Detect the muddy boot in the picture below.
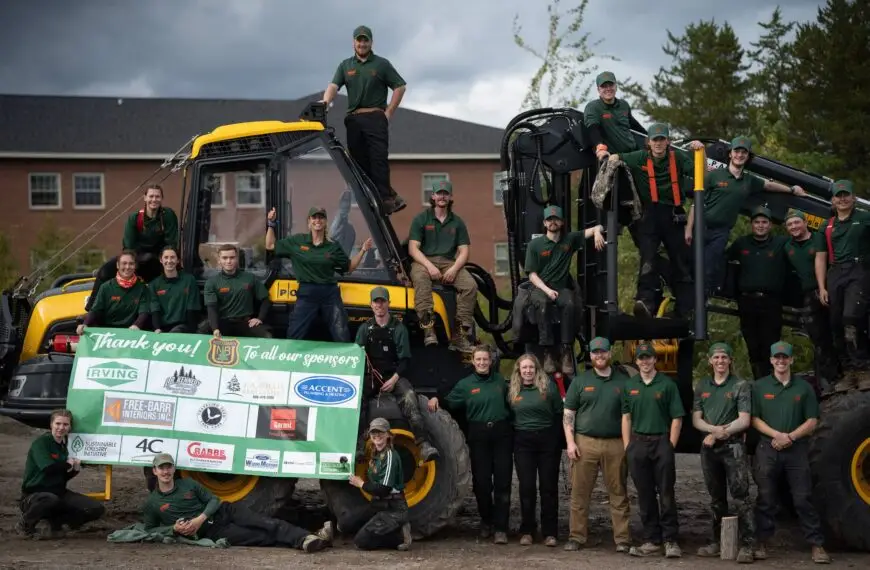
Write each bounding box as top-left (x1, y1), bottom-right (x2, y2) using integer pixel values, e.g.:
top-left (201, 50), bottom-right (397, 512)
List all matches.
top-left (753, 542), bottom-right (768, 560)
top-left (423, 328), bottom-right (438, 346)
top-left (834, 372), bottom-right (857, 393)
top-left (519, 534), bottom-right (533, 546)
top-left (629, 542), bottom-right (662, 557)
top-left (419, 440), bottom-right (439, 462)
top-left (397, 523), bottom-right (412, 551)
top-left (302, 534), bottom-right (327, 553)
top-left (14, 515), bottom-right (36, 539)
top-left (543, 350), bottom-right (557, 374)
top-left (449, 327), bottom-right (474, 353)
top-left (664, 541), bottom-right (682, 558)
top-left (316, 521), bottom-right (334, 546)
top-left (737, 546), bottom-right (754, 564)
top-left (633, 300), bottom-right (652, 318)
top-left (479, 523), bottom-right (492, 539)
top-left (697, 542), bottom-right (720, 557)
top-left (560, 344), bottom-right (575, 376)
top-left (811, 545), bottom-right (831, 564)
top-left (493, 531), bottom-right (508, 545)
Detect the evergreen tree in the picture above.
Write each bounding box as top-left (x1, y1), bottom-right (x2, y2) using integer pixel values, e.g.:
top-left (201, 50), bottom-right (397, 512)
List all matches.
top-left (746, 7), bottom-right (796, 131)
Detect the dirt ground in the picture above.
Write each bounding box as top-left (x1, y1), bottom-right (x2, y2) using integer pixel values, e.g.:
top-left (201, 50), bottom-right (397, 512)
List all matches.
top-left (0, 417), bottom-right (867, 569)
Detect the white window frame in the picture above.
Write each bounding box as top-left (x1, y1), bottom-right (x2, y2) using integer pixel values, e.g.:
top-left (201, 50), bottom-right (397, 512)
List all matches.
top-left (28, 173), bottom-right (62, 210)
top-left (235, 172), bottom-right (265, 209)
top-left (210, 174), bottom-right (226, 209)
top-left (72, 173), bottom-right (105, 210)
top-left (493, 171), bottom-right (507, 206)
top-left (494, 242), bottom-right (510, 276)
top-left (421, 172), bottom-right (450, 206)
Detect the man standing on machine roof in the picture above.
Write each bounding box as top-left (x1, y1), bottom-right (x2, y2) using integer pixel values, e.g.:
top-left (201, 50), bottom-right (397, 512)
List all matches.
top-left (408, 180), bottom-right (477, 353)
top-left (322, 25), bottom-right (407, 216)
top-left (815, 179), bottom-right (870, 392)
top-left (523, 205), bottom-right (605, 375)
top-left (609, 124), bottom-right (705, 320)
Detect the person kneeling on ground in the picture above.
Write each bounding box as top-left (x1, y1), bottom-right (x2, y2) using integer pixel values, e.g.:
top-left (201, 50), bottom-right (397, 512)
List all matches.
top-left (340, 418), bottom-right (413, 551)
top-left (17, 409), bottom-right (105, 539)
top-left (77, 250), bottom-right (151, 335)
top-left (149, 246), bottom-right (202, 333)
top-left (355, 286), bottom-right (439, 461)
top-left (144, 453), bottom-right (329, 552)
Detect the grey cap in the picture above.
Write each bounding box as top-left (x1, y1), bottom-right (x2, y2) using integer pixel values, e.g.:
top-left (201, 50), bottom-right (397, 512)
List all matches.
top-left (152, 452), bottom-right (175, 467)
top-left (368, 417), bottom-right (391, 434)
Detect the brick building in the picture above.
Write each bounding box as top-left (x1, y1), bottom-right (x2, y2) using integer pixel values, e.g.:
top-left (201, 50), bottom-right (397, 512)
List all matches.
top-left (0, 93), bottom-right (511, 283)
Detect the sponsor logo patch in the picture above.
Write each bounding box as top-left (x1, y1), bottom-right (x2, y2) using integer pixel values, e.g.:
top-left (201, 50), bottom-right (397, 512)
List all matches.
top-left (294, 376), bottom-right (356, 405)
top-left (86, 361), bottom-right (139, 387)
top-left (102, 394), bottom-right (176, 428)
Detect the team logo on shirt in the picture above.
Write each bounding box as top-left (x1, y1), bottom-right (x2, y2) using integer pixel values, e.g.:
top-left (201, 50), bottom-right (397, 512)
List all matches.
top-left (701, 392), bottom-right (711, 399)
top-left (471, 388), bottom-right (481, 394)
top-left (541, 250), bottom-right (551, 257)
top-left (629, 389), bottom-right (640, 396)
top-left (160, 503), bottom-right (170, 512)
top-left (156, 289), bottom-right (167, 295)
top-left (218, 287), bottom-right (230, 293)
top-left (725, 392), bottom-right (734, 399)
top-left (764, 393), bottom-right (775, 400)
top-left (584, 386), bottom-right (596, 392)
top-left (207, 338), bottom-right (240, 367)
top-left (655, 392), bottom-right (663, 399)
top-left (794, 395), bottom-right (802, 402)
top-left (602, 113), bottom-right (612, 119)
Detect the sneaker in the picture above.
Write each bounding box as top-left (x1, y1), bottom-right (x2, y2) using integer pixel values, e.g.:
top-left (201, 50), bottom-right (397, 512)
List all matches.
top-left (315, 521), bottom-right (333, 546)
top-left (737, 546), bottom-right (754, 564)
top-left (811, 546), bottom-right (831, 564)
top-left (633, 300), bottom-right (652, 318)
top-left (564, 539), bottom-right (583, 551)
top-left (419, 441), bottom-right (439, 462)
top-left (396, 522), bottom-right (412, 551)
top-left (302, 535), bottom-right (327, 553)
top-left (543, 352), bottom-right (557, 374)
top-left (629, 542), bottom-right (662, 557)
top-left (479, 524), bottom-right (492, 540)
top-left (753, 542), bottom-right (768, 560)
top-left (520, 534), bottom-right (533, 546)
top-left (494, 531), bottom-right (508, 545)
top-left (560, 345), bottom-right (575, 376)
top-left (615, 543), bottom-right (631, 554)
top-left (664, 542), bottom-right (682, 558)
top-left (544, 536), bottom-right (557, 547)
top-left (697, 542), bottom-right (720, 557)
top-left (423, 328), bottom-right (438, 347)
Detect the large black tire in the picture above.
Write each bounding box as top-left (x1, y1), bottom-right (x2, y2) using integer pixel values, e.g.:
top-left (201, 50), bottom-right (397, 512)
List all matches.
top-left (809, 390), bottom-right (870, 551)
top-left (321, 394), bottom-right (471, 539)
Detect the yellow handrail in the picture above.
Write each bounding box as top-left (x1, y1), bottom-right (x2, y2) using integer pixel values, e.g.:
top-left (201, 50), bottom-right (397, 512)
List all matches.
top-left (61, 277), bottom-right (96, 292)
top-left (83, 465), bottom-right (113, 501)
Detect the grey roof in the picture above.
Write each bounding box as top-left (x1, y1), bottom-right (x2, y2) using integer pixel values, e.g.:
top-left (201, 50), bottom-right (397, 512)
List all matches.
top-left (0, 93), bottom-right (503, 157)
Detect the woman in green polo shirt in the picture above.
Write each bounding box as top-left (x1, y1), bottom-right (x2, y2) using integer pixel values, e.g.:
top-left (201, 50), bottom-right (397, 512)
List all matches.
top-left (77, 250), bottom-right (151, 335)
top-left (508, 353), bottom-right (563, 547)
top-left (149, 246), bottom-right (202, 333)
top-left (428, 344), bottom-right (513, 544)
top-left (265, 206), bottom-right (372, 342)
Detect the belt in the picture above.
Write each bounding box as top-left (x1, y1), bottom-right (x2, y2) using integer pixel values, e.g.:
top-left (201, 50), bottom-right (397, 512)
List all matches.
top-left (471, 420), bottom-right (507, 429)
top-left (350, 107), bottom-right (384, 115)
top-left (631, 433), bottom-right (665, 441)
top-left (831, 257), bottom-right (866, 266)
top-left (740, 291), bottom-right (775, 298)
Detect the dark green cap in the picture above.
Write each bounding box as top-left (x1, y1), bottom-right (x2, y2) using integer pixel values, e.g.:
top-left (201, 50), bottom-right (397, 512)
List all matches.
top-left (635, 342), bottom-right (656, 358)
top-left (353, 25), bottom-right (372, 40)
top-left (708, 342), bottom-right (733, 357)
top-left (308, 206), bottom-right (327, 217)
top-left (730, 136), bottom-right (752, 152)
top-left (832, 179), bottom-right (854, 196)
top-left (770, 340), bottom-right (793, 357)
top-left (589, 337), bottom-right (611, 352)
top-left (543, 205), bottom-right (563, 220)
top-left (596, 71), bottom-right (616, 86)
top-left (370, 286), bottom-right (390, 302)
top-left (432, 180), bottom-right (453, 194)
top-left (785, 208), bottom-right (806, 222)
top-left (751, 205), bottom-right (771, 220)
top-left (648, 123), bottom-right (669, 139)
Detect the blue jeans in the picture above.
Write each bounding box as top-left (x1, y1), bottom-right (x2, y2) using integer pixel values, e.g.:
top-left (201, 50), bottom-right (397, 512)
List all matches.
top-left (705, 226), bottom-right (731, 296)
top-left (286, 283), bottom-right (350, 342)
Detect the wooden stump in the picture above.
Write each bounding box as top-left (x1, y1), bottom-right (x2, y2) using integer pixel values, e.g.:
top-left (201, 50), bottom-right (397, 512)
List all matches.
top-left (720, 516), bottom-right (739, 560)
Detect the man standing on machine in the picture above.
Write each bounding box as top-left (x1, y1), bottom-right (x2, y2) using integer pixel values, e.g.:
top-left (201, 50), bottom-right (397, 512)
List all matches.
top-left (524, 205), bottom-right (605, 375)
top-left (321, 25), bottom-right (407, 215)
top-left (816, 179), bottom-right (870, 391)
top-left (408, 180), bottom-right (477, 353)
top-left (727, 206), bottom-right (789, 379)
top-left (202, 244), bottom-right (272, 338)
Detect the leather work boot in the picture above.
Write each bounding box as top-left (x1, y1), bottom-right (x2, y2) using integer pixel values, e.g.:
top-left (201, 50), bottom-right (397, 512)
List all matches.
top-left (697, 542), bottom-right (720, 557)
top-left (736, 546), bottom-right (754, 564)
top-left (315, 521), bottom-right (334, 546)
top-left (543, 351), bottom-right (557, 374)
top-left (811, 545), bottom-right (831, 564)
top-left (423, 328), bottom-right (438, 347)
top-left (629, 542), bottom-right (662, 557)
top-left (449, 327), bottom-right (474, 353)
top-left (833, 372), bottom-right (857, 393)
top-left (633, 300), bottom-right (652, 318)
top-left (753, 542), bottom-right (768, 560)
top-left (397, 523), bottom-right (412, 551)
top-left (560, 344), bottom-right (575, 376)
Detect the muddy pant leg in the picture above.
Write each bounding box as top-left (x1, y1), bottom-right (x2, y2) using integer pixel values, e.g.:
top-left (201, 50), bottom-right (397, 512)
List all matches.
top-left (20, 492), bottom-right (61, 528)
top-left (635, 209), bottom-right (663, 310)
top-left (555, 288), bottom-right (576, 344)
top-left (529, 289), bottom-right (555, 346)
top-left (803, 292), bottom-right (838, 381)
top-left (600, 437), bottom-right (631, 545)
top-left (842, 263), bottom-right (870, 364)
top-left (491, 423), bottom-right (514, 533)
top-left (513, 430), bottom-right (539, 534)
top-left (337, 503), bottom-right (380, 536)
top-left (468, 423), bottom-right (496, 527)
top-left (700, 446), bottom-right (729, 543)
top-left (704, 226), bottom-right (731, 296)
top-left (319, 285), bottom-right (351, 342)
top-left (828, 264), bottom-right (850, 367)
top-left (538, 429), bottom-right (560, 538)
top-left (754, 440), bottom-right (782, 543)
top-left (569, 435), bottom-right (600, 543)
top-left (653, 436), bottom-right (679, 542)
top-left (56, 491), bottom-right (105, 529)
top-left (451, 266), bottom-right (479, 329)
top-left (410, 261), bottom-right (435, 320)
top-left (216, 503), bottom-right (310, 548)
top-left (391, 378), bottom-right (430, 444)
top-left (722, 442), bottom-right (754, 547)
top-left (627, 438), bottom-right (661, 543)
top-left (353, 500), bottom-right (408, 551)
top-left (782, 442), bottom-right (825, 546)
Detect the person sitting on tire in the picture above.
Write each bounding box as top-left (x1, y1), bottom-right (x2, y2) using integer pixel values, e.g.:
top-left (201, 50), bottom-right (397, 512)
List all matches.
top-left (508, 353), bottom-right (563, 547)
top-left (85, 184), bottom-right (178, 312)
top-left (342, 418), bottom-right (413, 551)
top-left (144, 453), bottom-right (330, 552)
top-left (428, 344), bottom-right (512, 544)
top-left (76, 250), bottom-right (151, 335)
top-left (355, 286), bottom-right (439, 462)
top-left (524, 205), bottom-right (605, 375)
top-left (17, 409), bottom-right (105, 539)
top-left (202, 244), bottom-right (272, 338)
top-left (149, 246), bottom-right (202, 333)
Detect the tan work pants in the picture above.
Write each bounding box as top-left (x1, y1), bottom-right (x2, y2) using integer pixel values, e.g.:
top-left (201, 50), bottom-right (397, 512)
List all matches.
top-left (569, 434), bottom-right (631, 545)
top-left (410, 256), bottom-right (478, 328)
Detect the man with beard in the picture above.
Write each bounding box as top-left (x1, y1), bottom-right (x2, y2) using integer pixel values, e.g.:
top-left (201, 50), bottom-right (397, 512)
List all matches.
top-left (77, 250), bottom-right (151, 335)
top-left (149, 246), bottom-right (202, 333)
top-left (202, 244), bottom-right (272, 338)
top-left (322, 25), bottom-right (407, 215)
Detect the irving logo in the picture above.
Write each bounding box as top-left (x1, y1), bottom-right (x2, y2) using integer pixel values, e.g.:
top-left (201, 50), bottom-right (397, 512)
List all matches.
top-left (207, 338), bottom-right (239, 367)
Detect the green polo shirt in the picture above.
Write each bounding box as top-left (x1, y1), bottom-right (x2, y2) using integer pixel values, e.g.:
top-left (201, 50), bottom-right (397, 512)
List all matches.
top-left (509, 383), bottom-right (563, 431)
top-left (122, 207), bottom-right (179, 254)
top-left (443, 372), bottom-right (510, 423)
top-left (622, 372), bottom-right (685, 435)
top-left (524, 231), bottom-right (585, 290)
top-left (619, 149), bottom-right (694, 207)
top-left (408, 209), bottom-right (471, 260)
top-left (274, 233), bottom-right (350, 285)
top-left (368, 448), bottom-right (405, 491)
top-left (751, 374), bottom-right (820, 437)
top-left (91, 279), bottom-right (151, 327)
top-left (203, 270), bottom-right (268, 319)
top-left (564, 367), bottom-right (629, 438)
top-left (331, 53), bottom-right (406, 113)
top-left (826, 209), bottom-right (870, 263)
top-left (727, 235), bottom-right (790, 294)
top-left (149, 272), bottom-right (202, 325)
top-left (703, 168), bottom-right (766, 229)
top-left (583, 98), bottom-right (638, 154)
top-left (692, 374), bottom-right (751, 427)
top-left (21, 433), bottom-right (69, 495)
top-left (787, 233), bottom-right (824, 293)
top-left (143, 478), bottom-right (220, 529)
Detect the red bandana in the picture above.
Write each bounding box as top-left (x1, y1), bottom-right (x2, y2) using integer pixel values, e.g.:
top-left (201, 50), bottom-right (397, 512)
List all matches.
top-left (115, 274), bottom-right (138, 289)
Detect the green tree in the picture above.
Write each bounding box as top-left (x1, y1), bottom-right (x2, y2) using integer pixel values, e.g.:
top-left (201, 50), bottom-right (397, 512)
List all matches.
top-left (623, 20), bottom-right (750, 138)
top-left (746, 7), bottom-right (796, 131)
top-left (30, 218), bottom-right (78, 292)
top-left (0, 232), bottom-right (18, 291)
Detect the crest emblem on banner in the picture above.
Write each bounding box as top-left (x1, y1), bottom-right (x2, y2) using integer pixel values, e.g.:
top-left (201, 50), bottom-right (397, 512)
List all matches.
top-left (207, 338), bottom-right (240, 367)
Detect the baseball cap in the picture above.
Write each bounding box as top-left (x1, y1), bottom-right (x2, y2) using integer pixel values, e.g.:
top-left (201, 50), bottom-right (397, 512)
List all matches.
top-left (648, 123), bottom-right (670, 139)
top-left (543, 205), bottom-right (563, 220)
top-left (785, 208), bottom-right (806, 222)
top-left (589, 337), bottom-right (611, 352)
top-left (370, 286), bottom-right (390, 302)
top-left (308, 206), bottom-right (327, 217)
top-left (832, 179), bottom-right (854, 196)
top-left (596, 71), bottom-right (616, 86)
top-left (751, 205), bottom-right (772, 220)
top-left (152, 453), bottom-right (175, 467)
top-left (353, 25), bottom-right (372, 40)
top-left (731, 136), bottom-right (752, 152)
top-left (368, 417), bottom-right (391, 434)
top-left (635, 342), bottom-right (656, 358)
top-left (770, 341), bottom-right (793, 357)
top-left (432, 180), bottom-right (453, 194)
top-left (707, 342), bottom-right (733, 357)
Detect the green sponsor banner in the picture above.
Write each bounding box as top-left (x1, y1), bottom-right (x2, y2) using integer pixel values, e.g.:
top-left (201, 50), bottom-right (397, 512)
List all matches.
top-left (66, 327), bottom-right (364, 479)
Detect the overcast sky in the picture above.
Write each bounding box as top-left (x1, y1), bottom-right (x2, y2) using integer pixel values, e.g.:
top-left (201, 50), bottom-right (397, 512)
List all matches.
top-left (0, 0), bottom-right (824, 128)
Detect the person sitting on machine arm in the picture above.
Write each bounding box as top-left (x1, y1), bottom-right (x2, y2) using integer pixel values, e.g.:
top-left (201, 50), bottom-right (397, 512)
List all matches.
top-left (77, 250), bottom-right (151, 335)
top-left (149, 246), bottom-right (202, 333)
top-left (524, 205), bottom-right (605, 375)
top-left (203, 244), bottom-right (272, 338)
top-left (355, 286), bottom-right (439, 461)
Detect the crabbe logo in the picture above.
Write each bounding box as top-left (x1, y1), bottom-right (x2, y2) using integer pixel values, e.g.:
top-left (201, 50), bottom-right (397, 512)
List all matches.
top-left (294, 376), bottom-right (356, 405)
top-left (187, 442), bottom-right (227, 461)
top-left (86, 362), bottom-right (139, 387)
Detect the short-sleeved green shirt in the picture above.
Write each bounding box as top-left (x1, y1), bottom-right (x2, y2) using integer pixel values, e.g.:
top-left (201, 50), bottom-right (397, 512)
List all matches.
top-left (509, 382), bottom-right (563, 431)
top-left (728, 235), bottom-right (790, 294)
top-left (622, 372), bottom-right (685, 435)
top-left (203, 270), bottom-right (268, 319)
top-left (692, 374), bottom-right (751, 427)
top-left (826, 209), bottom-right (870, 263)
top-left (703, 168), bottom-right (766, 229)
top-left (122, 207), bottom-right (179, 254)
top-left (331, 53), bottom-right (406, 113)
top-left (751, 375), bottom-right (820, 437)
top-left (787, 233), bottom-right (824, 293)
top-left (368, 448), bottom-right (404, 491)
top-left (619, 149), bottom-right (694, 207)
top-left (143, 478), bottom-right (217, 529)
top-left (21, 433), bottom-right (69, 495)
top-left (564, 367), bottom-right (629, 438)
top-left (274, 233), bottom-right (350, 285)
top-left (583, 98), bottom-right (638, 154)
top-left (408, 209), bottom-right (471, 260)
top-left (524, 231), bottom-right (585, 290)
top-left (149, 272), bottom-right (202, 326)
top-left (91, 279), bottom-right (151, 327)
top-left (444, 372), bottom-right (510, 423)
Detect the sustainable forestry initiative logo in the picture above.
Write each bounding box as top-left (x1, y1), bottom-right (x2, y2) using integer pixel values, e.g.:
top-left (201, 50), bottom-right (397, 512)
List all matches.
top-left (86, 361), bottom-right (139, 387)
top-left (71, 436), bottom-right (84, 454)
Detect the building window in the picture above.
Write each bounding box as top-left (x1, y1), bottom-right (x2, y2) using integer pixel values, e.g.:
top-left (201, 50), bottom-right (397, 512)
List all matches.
top-left (421, 173), bottom-right (449, 205)
top-left (494, 242), bottom-right (510, 276)
top-left (493, 171), bottom-right (507, 206)
top-left (236, 173), bottom-right (265, 208)
top-left (73, 173), bottom-right (105, 209)
top-left (29, 173), bottom-right (61, 209)
top-left (208, 174), bottom-right (225, 208)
